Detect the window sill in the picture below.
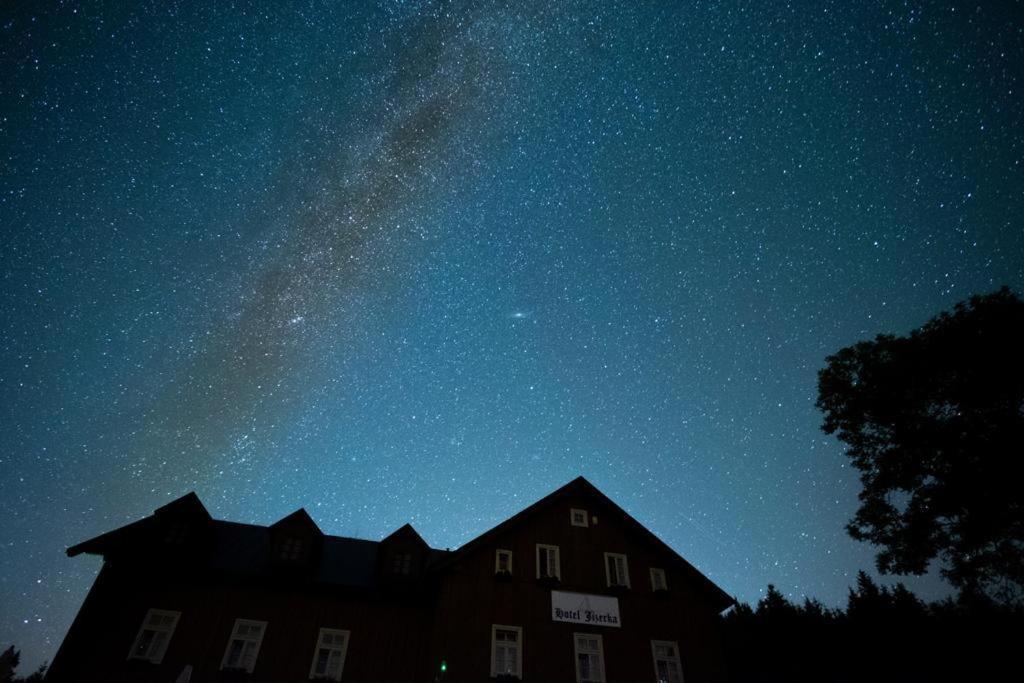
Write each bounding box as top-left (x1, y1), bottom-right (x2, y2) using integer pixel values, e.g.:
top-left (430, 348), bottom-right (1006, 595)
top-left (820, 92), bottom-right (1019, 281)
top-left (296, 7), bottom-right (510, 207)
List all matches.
top-left (494, 570), bottom-right (513, 581)
top-left (536, 575), bottom-right (561, 588)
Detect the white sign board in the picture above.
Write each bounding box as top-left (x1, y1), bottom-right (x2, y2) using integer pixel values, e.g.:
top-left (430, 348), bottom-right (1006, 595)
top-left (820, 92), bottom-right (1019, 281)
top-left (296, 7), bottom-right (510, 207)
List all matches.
top-left (551, 590), bottom-right (621, 628)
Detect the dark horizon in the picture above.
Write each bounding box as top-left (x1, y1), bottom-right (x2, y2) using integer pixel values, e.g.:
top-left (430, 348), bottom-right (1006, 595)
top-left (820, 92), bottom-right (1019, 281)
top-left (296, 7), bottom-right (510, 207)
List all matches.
top-left (2, 0), bottom-right (1022, 673)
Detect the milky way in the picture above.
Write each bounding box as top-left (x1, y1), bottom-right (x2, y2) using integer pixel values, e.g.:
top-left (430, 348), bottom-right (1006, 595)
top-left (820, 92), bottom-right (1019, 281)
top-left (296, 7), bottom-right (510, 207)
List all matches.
top-left (2, 0), bottom-right (1022, 671)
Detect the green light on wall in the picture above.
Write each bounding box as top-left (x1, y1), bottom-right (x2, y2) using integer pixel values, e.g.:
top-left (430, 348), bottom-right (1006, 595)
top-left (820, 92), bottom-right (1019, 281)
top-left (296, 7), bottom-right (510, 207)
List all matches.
top-left (440, 660), bottom-right (447, 673)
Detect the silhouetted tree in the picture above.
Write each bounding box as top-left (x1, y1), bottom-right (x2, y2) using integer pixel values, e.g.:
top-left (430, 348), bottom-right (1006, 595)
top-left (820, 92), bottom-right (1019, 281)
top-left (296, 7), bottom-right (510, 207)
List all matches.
top-left (816, 287), bottom-right (1024, 603)
top-left (0, 648), bottom-right (46, 683)
top-left (720, 578), bottom-right (1022, 683)
top-left (0, 647), bottom-right (18, 683)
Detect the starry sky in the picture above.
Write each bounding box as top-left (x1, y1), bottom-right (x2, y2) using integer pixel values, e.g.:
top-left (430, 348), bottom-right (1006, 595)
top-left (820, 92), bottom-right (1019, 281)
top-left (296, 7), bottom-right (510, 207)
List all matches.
top-left (2, 0), bottom-right (1023, 671)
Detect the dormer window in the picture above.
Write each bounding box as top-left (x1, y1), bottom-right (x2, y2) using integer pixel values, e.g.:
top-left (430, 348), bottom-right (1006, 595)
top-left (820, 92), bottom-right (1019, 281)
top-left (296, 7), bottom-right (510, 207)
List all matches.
top-left (570, 508), bottom-right (589, 527)
top-left (391, 552), bottom-right (412, 575)
top-left (163, 522), bottom-right (189, 545)
top-left (278, 537), bottom-right (304, 561)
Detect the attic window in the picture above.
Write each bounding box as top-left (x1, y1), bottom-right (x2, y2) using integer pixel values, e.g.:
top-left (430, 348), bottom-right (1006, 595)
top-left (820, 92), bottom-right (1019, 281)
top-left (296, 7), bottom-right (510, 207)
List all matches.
top-left (391, 552), bottom-right (412, 575)
top-left (164, 523), bottom-right (189, 545)
top-left (495, 549), bottom-right (513, 575)
top-left (650, 567), bottom-right (668, 592)
top-left (570, 509), bottom-right (589, 527)
top-left (278, 537), bottom-right (304, 561)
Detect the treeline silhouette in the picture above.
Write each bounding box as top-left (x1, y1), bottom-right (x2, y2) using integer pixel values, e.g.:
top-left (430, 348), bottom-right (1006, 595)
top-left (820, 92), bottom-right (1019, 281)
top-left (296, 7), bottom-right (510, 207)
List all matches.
top-left (720, 571), bottom-right (1022, 682)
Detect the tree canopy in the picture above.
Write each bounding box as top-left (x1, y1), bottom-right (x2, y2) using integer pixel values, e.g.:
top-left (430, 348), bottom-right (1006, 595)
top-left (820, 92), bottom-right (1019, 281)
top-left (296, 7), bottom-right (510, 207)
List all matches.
top-left (816, 287), bottom-right (1024, 602)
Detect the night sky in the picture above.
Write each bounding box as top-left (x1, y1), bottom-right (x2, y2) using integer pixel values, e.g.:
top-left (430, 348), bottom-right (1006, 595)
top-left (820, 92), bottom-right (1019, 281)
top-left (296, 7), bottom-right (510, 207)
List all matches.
top-left (2, 0), bottom-right (1023, 671)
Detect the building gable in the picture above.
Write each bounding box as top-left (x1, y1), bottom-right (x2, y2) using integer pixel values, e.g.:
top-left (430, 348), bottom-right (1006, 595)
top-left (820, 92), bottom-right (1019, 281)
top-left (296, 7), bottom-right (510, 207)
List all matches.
top-left (439, 477), bottom-right (732, 610)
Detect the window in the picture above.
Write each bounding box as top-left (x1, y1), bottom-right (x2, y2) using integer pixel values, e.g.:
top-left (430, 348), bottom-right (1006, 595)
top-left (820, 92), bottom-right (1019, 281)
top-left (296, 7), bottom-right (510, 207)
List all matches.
top-left (651, 640), bottom-right (683, 683)
top-left (391, 552), bottom-right (412, 575)
top-left (574, 633), bottom-right (605, 683)
top-left (279, 536), bottom-right (304, 560)
top-left (128, 609), bottom-right (180, 663)
top-left (570, 508), bottom-right (589, 527)
top-left (495, 549), bottom-right (513, 574)
top-left (650, 567), bottom-right (668, 592)
top-left (309, 628), bottom-right (349, 681)
top-left (221, 619), bottom-right (267, 673)
top-left (490, 625), bottom-right (522, 678)
top-left (163, 522), bottom-right (189, 545)
top-left (604, 552), bottom-right (630, 588)
top-left (536, 544), bottom-right (561, 579)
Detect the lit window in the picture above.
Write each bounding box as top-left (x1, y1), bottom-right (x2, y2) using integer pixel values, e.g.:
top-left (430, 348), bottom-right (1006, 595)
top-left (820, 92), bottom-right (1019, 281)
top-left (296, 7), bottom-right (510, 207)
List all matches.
top-left (220, 619), bottom-right (267, 673)
top-left (279, 537), bottom-right (304, 560)
top-left (604, 552), bottom-right (630, 588)
top-left (495, 549), bottom-right (513, 574)
top-left (651, 640), bottom-right (683, 683)
top-left (574, 633), bottom-right (605, 683)
top-left (309, 628), bottom-right (349, 681)
top-left (490, 625), bottom-right (522, 678)
top-left (536, 544), bottom-right (561, 580)
top-left (570, 508), bottom-right (589, 527)
top-left (128, 609), bottom-right (180, 663)
top-left (650, 567), bottom-right (668, 592)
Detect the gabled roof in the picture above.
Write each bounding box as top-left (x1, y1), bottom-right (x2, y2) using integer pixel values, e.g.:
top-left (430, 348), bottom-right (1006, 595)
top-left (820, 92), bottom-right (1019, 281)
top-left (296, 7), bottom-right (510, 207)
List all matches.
top-left (66, 493), bottom-right (449, 588)
top-left (154, 491), bottom-right (211, 521)
top-left (439, 476), bottom-right (733, 611)
top-left (270, 508), bottom-right (322, 536)
top-left (380, 523), bottom-right (428, 548)
top-left (65, 482), bottom-right (731, 608)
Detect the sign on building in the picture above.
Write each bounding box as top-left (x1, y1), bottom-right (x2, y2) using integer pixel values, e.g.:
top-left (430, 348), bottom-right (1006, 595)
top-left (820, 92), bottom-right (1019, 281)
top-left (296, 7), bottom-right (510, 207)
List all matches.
top-left (550, 590), bottom-right (621, 628)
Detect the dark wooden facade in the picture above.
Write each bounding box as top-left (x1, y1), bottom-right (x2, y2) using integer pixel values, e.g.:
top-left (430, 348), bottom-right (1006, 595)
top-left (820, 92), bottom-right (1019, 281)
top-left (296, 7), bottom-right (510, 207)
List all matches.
top-left (49, 478), bottom-right (732, 683)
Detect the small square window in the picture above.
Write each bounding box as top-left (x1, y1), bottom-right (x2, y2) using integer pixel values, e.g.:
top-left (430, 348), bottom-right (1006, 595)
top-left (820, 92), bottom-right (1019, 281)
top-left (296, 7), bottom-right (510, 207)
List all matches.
top-left (495, 549), bottom-right (513, 574)
top-left (570, 508), bottom-right (589, 527)
top-left (279, 537), bottom-right (304, 561)
top-left (391, 552), bottom-right (413, 575)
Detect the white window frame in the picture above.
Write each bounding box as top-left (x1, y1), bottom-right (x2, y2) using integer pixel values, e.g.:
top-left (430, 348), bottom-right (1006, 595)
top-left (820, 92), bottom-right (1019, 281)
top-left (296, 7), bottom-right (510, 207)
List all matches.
top-left (309, 627), bottom-right (350, 681)
top-left (495, 548), bottom-right (513, 574)
top-left (650, 567), bottom-right (668, 592)
top-left (490, 624), bottom-right (523, 678)
top-left (220, 618), bottom-right (267, 673)
top-left (604, 552), bottom-right (630, 588)
top-left (574, 632), bottom-right (606, 683)
top-left (536, 543), bottom-right (561, 579)
top-left (651, 640), bottom-right (684, 683)
top-left (570, 508), bottom-right (589, 527)
top-left (127, 608), bottom-right (180, 663)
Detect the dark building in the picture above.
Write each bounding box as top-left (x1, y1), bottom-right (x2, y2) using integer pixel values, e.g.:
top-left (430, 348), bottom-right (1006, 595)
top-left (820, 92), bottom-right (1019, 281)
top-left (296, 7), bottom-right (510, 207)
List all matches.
top-left (49, 477), bottom-right (732, 682)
